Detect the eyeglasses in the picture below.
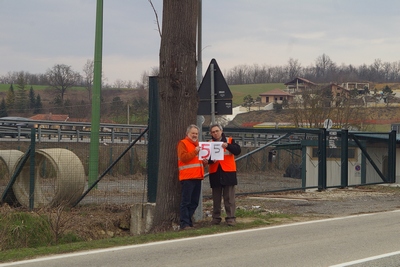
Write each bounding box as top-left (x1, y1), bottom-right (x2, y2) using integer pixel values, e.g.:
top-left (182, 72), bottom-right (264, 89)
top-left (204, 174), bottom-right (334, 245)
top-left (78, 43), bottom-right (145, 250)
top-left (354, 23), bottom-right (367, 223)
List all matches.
top-left (211, 130), bottom-right (220, 134)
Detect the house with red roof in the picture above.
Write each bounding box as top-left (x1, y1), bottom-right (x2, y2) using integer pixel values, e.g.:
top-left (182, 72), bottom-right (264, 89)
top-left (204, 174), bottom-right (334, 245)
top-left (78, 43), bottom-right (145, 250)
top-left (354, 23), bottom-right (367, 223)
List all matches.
top-left (259, 89), bottom-right (294, 104)
top-left (284, 77), bottom-right (318, 94)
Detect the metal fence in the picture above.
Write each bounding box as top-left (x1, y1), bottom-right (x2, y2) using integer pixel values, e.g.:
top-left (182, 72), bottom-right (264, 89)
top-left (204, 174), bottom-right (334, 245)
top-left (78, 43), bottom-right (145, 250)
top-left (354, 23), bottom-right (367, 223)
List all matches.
top-left (0, 125), bottom-right (397, 209)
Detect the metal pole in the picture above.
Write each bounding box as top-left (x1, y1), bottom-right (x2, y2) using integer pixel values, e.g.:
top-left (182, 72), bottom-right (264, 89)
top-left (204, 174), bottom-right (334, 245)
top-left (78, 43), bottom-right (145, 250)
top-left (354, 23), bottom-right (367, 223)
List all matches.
top-left (147, 76), bottom-right (159, 203)
top-left (127, 104), bottom-right (130, 124)
top-left (196, 0), bottom-right (202, 89)
top-left (88, 0), bottom-right (103, 187)
top-left (388, 130), bottom-right (396, 183)
top-left (318, 128), bottom-right (327, 190)
top-left (340, 129), bottom-right (348, 188)
top-left (195, 0), bottom-right (204, 221)
top-left (210, 63), bottom-right (215, 124)
top-left (29, 127), bottom-right (36, 210)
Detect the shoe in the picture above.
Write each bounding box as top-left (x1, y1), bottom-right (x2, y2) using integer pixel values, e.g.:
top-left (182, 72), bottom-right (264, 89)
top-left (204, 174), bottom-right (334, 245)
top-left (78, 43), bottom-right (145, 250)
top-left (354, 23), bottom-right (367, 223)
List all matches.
top-left (211, 219), bottom-right (221, 225)
top-left (181, 226), bottom-right (194, 231)
top-left (226, 220), bottom-right (236, 226)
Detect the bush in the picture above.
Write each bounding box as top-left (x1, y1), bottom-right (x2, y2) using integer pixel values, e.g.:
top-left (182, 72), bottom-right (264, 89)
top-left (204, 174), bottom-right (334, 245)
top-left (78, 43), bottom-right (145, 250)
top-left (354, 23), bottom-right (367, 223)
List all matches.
top-left (0, 211), bottom-right (52, 250)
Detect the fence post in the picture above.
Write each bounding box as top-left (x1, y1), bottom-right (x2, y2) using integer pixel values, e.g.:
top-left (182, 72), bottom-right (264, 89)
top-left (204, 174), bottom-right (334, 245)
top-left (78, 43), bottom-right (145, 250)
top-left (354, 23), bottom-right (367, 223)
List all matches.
top-left (340, 129), bottom-right (348, 188)
top-left (147, 76), bottom-right (159, 203)
top-left (318, 128), bottom-right (327, 190)
top-left (29, 127), bottom-right (36, 210)
top-left (388, 130), bottom-right (396, 183)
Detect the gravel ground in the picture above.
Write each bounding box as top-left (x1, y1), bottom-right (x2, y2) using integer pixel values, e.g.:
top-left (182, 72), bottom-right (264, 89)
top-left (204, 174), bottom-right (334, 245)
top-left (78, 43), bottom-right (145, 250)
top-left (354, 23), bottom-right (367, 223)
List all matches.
top-left (231, 184), bottom-right (400, 220)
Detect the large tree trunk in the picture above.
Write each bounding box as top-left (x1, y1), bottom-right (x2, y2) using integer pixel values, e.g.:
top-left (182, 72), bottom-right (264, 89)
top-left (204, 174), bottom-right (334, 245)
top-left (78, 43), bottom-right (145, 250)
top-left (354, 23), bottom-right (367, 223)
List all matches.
top-left (152, 0), bottom-right (198, 231)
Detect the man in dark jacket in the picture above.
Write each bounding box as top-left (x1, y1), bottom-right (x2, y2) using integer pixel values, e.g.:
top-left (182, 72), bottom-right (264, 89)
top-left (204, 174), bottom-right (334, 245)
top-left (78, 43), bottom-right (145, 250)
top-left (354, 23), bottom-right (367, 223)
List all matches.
top-left (208, 124), bottom-right (241, 226)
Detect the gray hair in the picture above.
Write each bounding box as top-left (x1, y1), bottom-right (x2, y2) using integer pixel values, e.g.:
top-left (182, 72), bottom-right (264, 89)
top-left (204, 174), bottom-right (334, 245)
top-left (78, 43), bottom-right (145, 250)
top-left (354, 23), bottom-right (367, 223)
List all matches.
top-left (209, 123), bottom-right (223, 132)
top-left (186, 124), bottom-right (199, 134)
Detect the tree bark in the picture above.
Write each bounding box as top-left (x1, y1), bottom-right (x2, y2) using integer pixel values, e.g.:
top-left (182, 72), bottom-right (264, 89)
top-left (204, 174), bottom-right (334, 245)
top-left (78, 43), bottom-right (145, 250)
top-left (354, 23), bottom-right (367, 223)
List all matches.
top-left (152, 0), bottom-right (198, 231)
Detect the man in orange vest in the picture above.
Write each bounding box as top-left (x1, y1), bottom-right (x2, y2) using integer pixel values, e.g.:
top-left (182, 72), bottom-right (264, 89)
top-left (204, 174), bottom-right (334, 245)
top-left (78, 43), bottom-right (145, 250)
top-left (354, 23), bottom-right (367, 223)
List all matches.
top-left (208, 124), bottom-right (241, 226)
top-left (177, 124), bottom-right (208, 230)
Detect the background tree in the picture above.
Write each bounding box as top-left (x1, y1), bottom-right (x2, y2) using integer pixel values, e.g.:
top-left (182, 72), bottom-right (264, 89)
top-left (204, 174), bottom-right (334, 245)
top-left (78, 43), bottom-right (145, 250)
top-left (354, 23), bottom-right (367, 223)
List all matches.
top-left (381, 85), bottom-right (396, 106)
top-left (0, 98), bottom-right (8, 117)
top-left (130, 95), bottom-right (149, 124)
top-left (288, 87), bottom-right (331, 128)
top-left (46, 64), bottom-right (80, 101)
top-left (286, 58), bottom-right (302, 80)
top-left (109, 96), bottom-right (125, 122)
top-left (113, 79), bottom-right (125, 89)
top-left (28, 86), bottom-right (35, 110)
top-left (5, 83), bottom-right (15, 112)
top-left (33, 94), bottom-right (43, 114)
top-left (82, 59), bottom-right (94, 101)
top-left (243, 94), bottom-right (255, 111)
top-left (152, 0), bottom-right (198, 231)
top-left (15, 72), bottom-right (28, 113)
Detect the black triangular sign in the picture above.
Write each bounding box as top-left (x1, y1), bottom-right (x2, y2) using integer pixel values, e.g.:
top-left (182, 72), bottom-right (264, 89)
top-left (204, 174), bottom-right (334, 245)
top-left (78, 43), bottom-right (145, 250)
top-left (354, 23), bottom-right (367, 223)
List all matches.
top-left (198, 58), bottom-right (232, 100)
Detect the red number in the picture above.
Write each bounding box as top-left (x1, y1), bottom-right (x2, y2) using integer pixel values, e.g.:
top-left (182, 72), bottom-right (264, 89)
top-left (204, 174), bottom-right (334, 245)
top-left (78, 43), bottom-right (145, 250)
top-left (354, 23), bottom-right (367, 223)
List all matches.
top-left (201, 143), bottom-right (210, 159)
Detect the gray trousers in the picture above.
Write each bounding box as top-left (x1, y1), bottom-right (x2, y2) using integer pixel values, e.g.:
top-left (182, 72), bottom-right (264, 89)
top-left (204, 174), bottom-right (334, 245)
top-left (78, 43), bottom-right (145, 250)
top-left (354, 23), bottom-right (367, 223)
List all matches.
top-left (212, 185), bottom-right (236, 221)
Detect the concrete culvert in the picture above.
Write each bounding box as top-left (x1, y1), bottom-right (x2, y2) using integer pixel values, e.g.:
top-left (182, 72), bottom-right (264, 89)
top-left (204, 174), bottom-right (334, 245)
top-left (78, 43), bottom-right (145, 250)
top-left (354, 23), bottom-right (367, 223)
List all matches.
top-left (0, 150), bottom-right (24, 203)
top-left (12, 148), bottom-right (85, 208)
top-left (0, 150), bottom-right (24, 183)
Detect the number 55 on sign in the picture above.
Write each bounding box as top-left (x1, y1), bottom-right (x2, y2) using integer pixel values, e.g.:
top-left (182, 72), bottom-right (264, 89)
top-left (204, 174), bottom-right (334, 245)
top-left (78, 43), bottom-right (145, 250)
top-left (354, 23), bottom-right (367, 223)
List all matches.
top-left (198, 142), bottom-right (224, 160)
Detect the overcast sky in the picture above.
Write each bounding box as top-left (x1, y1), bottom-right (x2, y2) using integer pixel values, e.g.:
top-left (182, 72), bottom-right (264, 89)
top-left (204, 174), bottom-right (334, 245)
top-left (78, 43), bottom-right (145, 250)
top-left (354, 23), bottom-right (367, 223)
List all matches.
top-left (1, 0), bottom-right (400, 85)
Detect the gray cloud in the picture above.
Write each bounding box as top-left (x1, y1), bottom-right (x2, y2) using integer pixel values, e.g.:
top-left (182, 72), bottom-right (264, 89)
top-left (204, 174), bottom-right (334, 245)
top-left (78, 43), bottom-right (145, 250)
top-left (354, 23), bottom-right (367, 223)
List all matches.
top-left (1, 0), bottom-right (400, 83)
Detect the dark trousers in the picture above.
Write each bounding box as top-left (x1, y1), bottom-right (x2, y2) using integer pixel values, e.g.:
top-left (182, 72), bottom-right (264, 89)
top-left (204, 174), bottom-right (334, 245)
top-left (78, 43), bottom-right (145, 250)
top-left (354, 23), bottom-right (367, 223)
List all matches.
top-left (212, 185), bottom-right (236, 222)
top-left (180, 179), bottom-right (202, 228)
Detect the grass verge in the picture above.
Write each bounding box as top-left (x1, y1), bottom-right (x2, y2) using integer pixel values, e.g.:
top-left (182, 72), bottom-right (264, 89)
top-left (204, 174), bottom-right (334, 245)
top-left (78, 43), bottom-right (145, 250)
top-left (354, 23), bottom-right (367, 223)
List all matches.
top-left (0, 210), bottom-right (296, 264)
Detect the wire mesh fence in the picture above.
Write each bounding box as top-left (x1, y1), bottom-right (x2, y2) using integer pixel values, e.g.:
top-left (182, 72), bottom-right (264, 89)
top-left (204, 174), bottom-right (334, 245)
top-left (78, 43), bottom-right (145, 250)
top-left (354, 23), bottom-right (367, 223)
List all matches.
top-left (0, 139), bottom-right (149, 208)
top-left (0, 129), bottom-right (396, 209)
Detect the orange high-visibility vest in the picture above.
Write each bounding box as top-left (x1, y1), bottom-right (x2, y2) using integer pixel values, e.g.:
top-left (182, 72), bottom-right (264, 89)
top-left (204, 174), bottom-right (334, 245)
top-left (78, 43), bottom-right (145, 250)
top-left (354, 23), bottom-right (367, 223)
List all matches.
top-left (178, 139), bottom-right (204, 181)
top-left (209, 137), bottom-right (236, 173)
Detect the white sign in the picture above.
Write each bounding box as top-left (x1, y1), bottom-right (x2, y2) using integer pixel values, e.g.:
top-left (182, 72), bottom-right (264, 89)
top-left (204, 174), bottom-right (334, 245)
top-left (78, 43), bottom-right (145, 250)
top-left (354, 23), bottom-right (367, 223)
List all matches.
top-left (323, 119), bottom-right (333, 129)
top-left (198, 142), bottom-right (224, 160)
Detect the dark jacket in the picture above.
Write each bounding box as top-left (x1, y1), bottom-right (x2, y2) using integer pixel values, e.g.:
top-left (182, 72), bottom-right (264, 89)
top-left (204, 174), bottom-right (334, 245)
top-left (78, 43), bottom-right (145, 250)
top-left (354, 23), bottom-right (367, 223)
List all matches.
top-left (208, 133), bottom-right (241, 188)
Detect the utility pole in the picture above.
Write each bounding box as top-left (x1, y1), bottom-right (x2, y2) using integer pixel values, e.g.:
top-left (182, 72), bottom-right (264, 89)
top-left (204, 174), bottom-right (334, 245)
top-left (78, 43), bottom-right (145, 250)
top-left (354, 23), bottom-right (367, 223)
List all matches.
top-left (88, 0), bottom-right (103, 187)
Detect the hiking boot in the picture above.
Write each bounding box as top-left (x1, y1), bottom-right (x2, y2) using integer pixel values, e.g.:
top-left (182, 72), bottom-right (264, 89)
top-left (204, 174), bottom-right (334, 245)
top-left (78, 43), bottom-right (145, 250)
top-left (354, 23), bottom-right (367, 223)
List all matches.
top-left (226, 218), bottom-right (236, 226)
top-left (211, 218), bottom-right (221, 225)
top-left (227, 221), bottom-right (236, 226)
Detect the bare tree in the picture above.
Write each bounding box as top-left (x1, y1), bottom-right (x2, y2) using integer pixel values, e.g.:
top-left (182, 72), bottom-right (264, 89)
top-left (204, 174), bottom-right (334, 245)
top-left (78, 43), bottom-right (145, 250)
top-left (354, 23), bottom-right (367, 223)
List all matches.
top-left (46, 64), bottom-right (81, 101)
top-left (285, 58), bottom-right (302, 80)
top-left (152, 0), bottom-right (198, 231)
top-left (113, 79), bottom-right (126, 89)
top-left (82, 59), bottom-right (94, 101)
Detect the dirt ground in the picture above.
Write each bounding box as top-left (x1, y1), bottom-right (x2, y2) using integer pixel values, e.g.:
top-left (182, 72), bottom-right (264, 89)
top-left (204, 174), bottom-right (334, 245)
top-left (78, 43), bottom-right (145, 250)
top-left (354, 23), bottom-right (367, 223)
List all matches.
top-left (27, 184), bottom-right (400, 241)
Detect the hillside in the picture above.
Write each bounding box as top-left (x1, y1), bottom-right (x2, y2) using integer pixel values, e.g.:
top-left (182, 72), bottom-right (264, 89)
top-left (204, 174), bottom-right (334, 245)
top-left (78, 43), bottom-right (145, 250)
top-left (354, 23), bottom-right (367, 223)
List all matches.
top-left (0, 85), bottom-right (399, 130)
top-left (227, 106), bottom-right (400, 130)
top-left (0, 88), bottom-right (146, 122)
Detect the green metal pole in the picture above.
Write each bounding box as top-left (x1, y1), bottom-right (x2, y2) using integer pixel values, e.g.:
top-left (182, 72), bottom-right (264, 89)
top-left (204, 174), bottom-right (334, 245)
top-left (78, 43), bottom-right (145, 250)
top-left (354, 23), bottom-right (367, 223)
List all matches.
top-left (29, 127), bottom-right (36, 210)
top-left (340, 129), bottom-right (348, 188)
top-left (318, 128), bottom-right (327, 190)
top-left (388, 130), bottom-right (396, 183)
top-left (88, 0), bottom-right (103, 187)
top-left (147, 76), bottom-right (159, 203)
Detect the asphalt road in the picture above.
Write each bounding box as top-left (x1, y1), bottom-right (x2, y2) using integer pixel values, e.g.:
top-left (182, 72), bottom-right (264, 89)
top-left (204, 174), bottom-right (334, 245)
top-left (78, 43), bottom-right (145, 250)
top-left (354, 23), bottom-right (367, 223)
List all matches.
top-left (2, 210), bottom-right (400, 267)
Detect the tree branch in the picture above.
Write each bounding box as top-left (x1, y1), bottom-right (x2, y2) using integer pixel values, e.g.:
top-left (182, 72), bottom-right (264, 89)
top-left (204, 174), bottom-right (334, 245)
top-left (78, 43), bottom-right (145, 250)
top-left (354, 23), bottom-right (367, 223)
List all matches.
top-left (148, 0), bottom-right (161, 38)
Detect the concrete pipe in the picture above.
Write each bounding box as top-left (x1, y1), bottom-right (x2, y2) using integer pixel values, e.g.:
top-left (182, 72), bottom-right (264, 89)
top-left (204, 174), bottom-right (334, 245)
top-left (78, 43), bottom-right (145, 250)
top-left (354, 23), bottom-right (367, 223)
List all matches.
top-left (12, 148), bottom-right (85, 208)
top-left (0, 150), bottom-right (24, 180)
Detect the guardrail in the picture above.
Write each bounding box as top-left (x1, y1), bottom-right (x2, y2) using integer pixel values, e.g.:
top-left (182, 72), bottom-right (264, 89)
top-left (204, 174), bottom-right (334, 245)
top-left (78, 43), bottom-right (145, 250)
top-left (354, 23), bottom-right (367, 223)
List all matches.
top-left (0, 119), bottom-right (319, 146)
top-left (0, 119), bottom-right (148, 143)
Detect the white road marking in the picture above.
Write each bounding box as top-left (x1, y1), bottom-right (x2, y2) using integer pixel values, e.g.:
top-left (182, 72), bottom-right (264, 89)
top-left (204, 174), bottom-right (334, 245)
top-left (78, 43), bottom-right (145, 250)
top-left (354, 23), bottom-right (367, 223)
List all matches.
top-left (330, 250), bottom-right (400, 267)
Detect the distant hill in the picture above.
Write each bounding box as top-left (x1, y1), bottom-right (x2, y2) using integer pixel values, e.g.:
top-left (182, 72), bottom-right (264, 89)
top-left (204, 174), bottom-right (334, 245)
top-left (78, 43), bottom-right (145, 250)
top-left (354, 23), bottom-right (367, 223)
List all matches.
top-left (226, 106), bottom-right (400, 131)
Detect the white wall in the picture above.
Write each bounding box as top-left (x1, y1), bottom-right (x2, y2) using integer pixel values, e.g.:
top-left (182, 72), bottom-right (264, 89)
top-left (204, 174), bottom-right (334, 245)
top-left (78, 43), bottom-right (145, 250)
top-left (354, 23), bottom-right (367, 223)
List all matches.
top-left (305, 147), bottom-right (362, 188)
